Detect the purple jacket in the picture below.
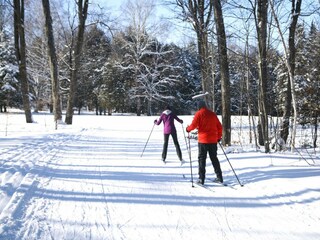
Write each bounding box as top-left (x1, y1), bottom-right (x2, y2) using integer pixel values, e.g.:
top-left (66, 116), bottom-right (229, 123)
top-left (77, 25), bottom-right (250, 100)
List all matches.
top-left (155, 110), bottom-right (183, 134)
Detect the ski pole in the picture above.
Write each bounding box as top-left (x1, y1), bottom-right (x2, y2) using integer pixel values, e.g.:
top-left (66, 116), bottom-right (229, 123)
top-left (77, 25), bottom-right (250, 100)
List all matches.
top-left (218, 142), bottom-right (244, 187)
top-left (181, 124), bottom-right (189, 151)
top-left (187, 132), bottom-right (194, 187)
top-left (140, 123), bottom-right (156, 157)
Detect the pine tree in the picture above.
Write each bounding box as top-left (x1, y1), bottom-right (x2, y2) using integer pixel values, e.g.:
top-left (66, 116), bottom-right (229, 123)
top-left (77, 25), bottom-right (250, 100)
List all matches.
top-left (296, 22), bottom-right (320, 148)
top-left (0, 30), bottom-right (20, 112)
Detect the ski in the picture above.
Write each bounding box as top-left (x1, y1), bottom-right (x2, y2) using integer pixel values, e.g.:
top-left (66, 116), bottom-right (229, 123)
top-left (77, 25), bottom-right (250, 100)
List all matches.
top-left (210, 179), bottom-right (237, 189)
top-left (180, 160), bottom-right (187, 166)
top-left (182, 174), bottom-right (215, 192)
top-left (183, 175), bottom-right (229, 187)
top-left (195, 182), bottom-right (215, 192)
top-left (211, 179), bottom-right (228, 187)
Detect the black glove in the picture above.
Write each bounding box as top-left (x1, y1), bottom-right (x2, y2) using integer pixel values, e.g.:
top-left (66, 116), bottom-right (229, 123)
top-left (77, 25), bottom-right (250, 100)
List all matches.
top-left (186, 127), bottom-right (190, 133)
top-left (218, 139), bottom-right (222, 143)
top-left (180, 120), bottom-right (183, 124)
top-left (154, 119), bottom-right (157, 124)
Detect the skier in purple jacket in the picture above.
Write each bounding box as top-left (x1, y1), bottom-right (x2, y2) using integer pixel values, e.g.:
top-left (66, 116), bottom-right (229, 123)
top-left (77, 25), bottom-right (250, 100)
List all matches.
top-left (154, 106), bottom-right (183, 163)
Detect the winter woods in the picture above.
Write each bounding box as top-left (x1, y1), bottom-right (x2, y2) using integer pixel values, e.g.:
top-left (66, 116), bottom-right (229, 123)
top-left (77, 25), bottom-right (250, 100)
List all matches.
top-left (0, 0), bottom-right (320, 150)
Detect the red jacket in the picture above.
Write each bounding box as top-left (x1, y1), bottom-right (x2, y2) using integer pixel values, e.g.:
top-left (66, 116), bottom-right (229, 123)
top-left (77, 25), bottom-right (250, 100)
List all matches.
top-left (186, 107), bottom-right (222, 143)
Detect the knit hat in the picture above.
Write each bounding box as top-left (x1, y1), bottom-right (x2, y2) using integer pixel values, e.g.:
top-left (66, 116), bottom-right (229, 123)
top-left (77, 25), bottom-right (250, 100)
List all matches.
top-left (197, 100), bottom-right (206, 109)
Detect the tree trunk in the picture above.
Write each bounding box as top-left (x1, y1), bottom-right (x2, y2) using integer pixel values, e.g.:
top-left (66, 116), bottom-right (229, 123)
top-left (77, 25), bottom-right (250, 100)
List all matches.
top-left (197, 32), bottom-right (212, 108)
top-left (147, 98), bottom-right (152, 116)
top-left (136, 97), bottom-right (141, 116)
top-left (245, 34), bottom-right (256, 147)
top-left (210, 43), bottom-right (216, 111)
top-left (42, 0), bottom-right (62, 125)
top-left (280, 76), bottom-right (292, 142)
top-left (65, 0), bottom-right (89, 124)
top-left (213, 0), bottom-right (231, 146)
top-left (287, 0), bottom-right (302, 151)
top-left (314, 116), bottom-right (318, 148)
top-left (256, 0), bottom-right (270, 152)
top-left (13, 0), bottom-right (32, 123)
top-left (196, 2), bottom-right (213, 109)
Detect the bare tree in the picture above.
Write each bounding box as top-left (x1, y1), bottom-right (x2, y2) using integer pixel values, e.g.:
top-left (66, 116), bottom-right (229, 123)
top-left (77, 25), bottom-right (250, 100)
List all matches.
top-left (13, 0), bottom-right (32, 123)
top-left (65, 0), bottom-right (89, 124)
top-left (270, 0), bottom-right (303, 151)
top-left (117, 0), bottom-right (176, 116)
top-left (175, 0), bottom-right (214, 108)
top-left (121, 0), bottom-right (157, 116)
top-left (42, 0), bottom-right (62, 127)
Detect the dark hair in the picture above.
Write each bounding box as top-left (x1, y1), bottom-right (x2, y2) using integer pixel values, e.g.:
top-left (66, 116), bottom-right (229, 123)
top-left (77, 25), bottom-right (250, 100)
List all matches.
top-left (165, 105), bottom-right (172, 111)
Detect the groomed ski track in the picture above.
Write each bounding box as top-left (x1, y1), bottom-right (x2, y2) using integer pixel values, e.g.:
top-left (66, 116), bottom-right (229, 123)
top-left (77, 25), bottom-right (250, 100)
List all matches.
top-left (0, 114), bottom-right (319, 240)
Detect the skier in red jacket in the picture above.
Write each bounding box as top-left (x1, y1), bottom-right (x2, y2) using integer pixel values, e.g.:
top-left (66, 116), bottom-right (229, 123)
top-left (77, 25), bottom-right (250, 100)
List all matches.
top-left (186, 100), bottom-right (223, 185)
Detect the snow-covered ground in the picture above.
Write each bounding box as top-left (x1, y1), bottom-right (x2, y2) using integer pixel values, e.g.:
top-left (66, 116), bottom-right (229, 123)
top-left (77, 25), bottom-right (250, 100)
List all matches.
top-left (0, 111), bottom-right (319, 240)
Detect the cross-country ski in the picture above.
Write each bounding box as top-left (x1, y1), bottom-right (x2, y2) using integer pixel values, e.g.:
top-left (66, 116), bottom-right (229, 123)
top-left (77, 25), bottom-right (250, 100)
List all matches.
top-left (211, 178), bottom-right (229, 186)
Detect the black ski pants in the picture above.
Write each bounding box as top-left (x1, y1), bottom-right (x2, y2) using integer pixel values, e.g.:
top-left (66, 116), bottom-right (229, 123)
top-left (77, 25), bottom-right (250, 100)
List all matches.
top-left (198, 143), bottom-right (223, 182)
top-left (162, 132), bottom-right (182, 161)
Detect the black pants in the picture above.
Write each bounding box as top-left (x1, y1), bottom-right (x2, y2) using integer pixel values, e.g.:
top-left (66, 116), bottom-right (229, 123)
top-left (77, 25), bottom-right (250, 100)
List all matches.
top-left (162, 132), bottom-right (182, 161)
top-left (198, 143), bottom-right (222, 182)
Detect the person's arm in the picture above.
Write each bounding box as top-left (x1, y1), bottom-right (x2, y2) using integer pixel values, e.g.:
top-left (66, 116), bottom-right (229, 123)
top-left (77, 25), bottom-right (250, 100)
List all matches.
top-left (186, 112), bottom-right (199, 132)
top-left (154, 114), bottom-right (163, 125)
top-left (174, 114), bottom-right (183, 124)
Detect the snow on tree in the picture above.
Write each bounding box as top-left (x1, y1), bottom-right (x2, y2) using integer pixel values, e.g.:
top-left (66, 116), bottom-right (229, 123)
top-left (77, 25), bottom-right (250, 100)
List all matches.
top-left (77, 25), bottom-right (111, 115)
top-left (295, 22), bottom-right (320, 148)
top-left (111, 29), bottom-right (182, 115)
top-left (0, 30), bottom-right (20, 112)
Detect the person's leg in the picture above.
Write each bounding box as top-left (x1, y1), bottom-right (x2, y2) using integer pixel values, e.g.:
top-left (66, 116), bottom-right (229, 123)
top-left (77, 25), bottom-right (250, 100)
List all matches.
top-left (197, 143), bottom-right (207, 184)
top-left (208, 143), bottom-right (223, 182)
top-left (162, 134), bottom-right (170, 161)
top-left (171, 131), bottom-right (182, 160)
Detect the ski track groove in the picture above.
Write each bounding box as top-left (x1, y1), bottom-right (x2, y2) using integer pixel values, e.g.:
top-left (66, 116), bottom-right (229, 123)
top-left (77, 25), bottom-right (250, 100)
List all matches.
top-left (0, 128), bottom-right (86, 238)
top-left (81, 132), bottom-right (110, 239)
top-left (1, 118), bottom-right (319, 240)
top-left (98, 160), bottom-right (111, 229)
top-left (223, 198), bottom-right (232, 233)
top-left (37, 128), bottom-right (118, 240)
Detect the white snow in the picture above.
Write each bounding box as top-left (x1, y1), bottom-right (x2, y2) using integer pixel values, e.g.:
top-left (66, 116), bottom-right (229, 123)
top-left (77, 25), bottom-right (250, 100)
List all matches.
top-left (0, 111), bottom-right (319, 240)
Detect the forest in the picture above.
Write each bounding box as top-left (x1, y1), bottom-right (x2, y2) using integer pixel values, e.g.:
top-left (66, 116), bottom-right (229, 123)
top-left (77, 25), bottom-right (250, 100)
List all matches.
top-left (0, 0), bottom-right (319, 151)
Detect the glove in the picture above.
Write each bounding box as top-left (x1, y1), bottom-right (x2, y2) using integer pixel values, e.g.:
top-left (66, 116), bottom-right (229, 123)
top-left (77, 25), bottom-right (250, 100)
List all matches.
top-left (180, 120), bottom-right (183, 124)
top-left (154, 119), bottom-right (157, 124)
top-left (218, 139), bottom-right (222, 143)
top-left (186, 127), bottom-right (190, 133)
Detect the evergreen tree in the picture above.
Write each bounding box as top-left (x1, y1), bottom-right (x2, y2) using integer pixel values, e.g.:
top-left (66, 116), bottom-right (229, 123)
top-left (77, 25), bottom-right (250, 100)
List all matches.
top-left (76, 25), bottom-right (111, 114)
top-left (296, 22), bottom-right (320, 147)
top-left (0, 30), bottom-right (21, 112)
